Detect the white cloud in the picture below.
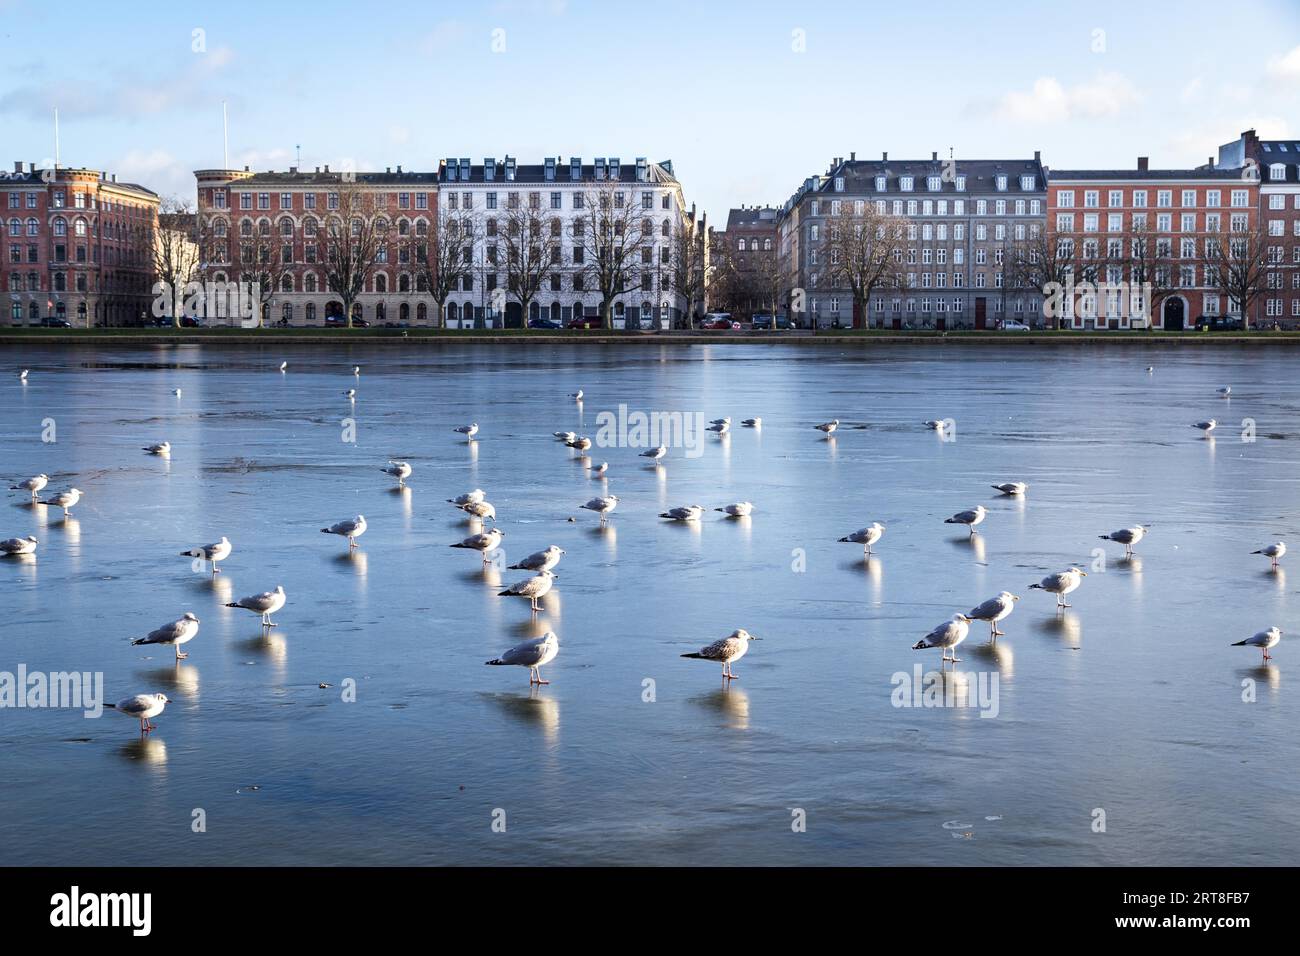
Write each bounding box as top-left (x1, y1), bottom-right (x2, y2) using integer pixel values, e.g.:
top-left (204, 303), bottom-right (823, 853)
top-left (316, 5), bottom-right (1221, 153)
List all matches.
top-left (1267, 45), bottom-right (1300, 79)
top-left (995, 72), bottom-right (1140, 123)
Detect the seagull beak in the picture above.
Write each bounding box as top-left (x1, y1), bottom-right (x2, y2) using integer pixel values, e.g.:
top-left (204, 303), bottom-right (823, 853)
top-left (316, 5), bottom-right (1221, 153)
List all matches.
top-left (1011, 595), bottom-right (1020, 601)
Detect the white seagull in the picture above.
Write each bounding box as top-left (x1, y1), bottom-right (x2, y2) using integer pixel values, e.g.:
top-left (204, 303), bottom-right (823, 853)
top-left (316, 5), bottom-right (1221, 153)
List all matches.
top-left (225, 585), bottom-right (287, 627)
top-left (1217, 386), bottom-right (1231, 397)
top-left (447, 489), bottom-right (486, 507)
top-left (39, 488), bottom-right (82, 516)
top-left (682, 628), bottom-right (759, 680)
top-left (945, 505), bottom-right (987, 535)
top-left (352, 365), bottom-right (361, 377)
top-left (321, 515), bottom-right (367, 549)
top-left (913, 615), bottom-right (972, 662)
top-left (497, 570), bottom-right (555, 612)
top-left (381, 460), bottom-right (412, 485)
top-left (660, 504), bottom-right (704, 522)
top-left (1030, 567), bottom-right (1087, 610)
top-left (131, 612), bottom-right (200, 660)
top-left (923, 419), bottom-right (947, 431)
top-left (554, 431), bottom-right (577, 443)
top-left (710, 417), bottom-right (732, 426)
top-left (454, 423), bottom-right (480, 439)
top-left (172, 388), bottom-right (182, 397)
top-left (967, 592), bottom-right (1019, 639)
top-left (569, 390), bottom-right (584, 402)
top-left (0, 535), bottom-right (38, 556)
top-left (1099, 525), bottom-right (1148, 556)
top-left (1253, 541), bottom-right (1287, 569)
top-left (991, 481), bottom-right (1028, 496)
top-left (449, 529), bottom-right (505, 563)
top-left (179, 536), bottom-right (232, 574)
top-left (815, 419), bottom-right (839, 435)
top-left (343, 388), bottom-right (356, 400)
top-left (1193, 419), bottom-right (1217, 434)
top-left (10, 474), bottom-right (48, 500)
top-left (508, 545), bottom-right (565, 575)
top-left (279, 361), bottom-right (287, 372)
top-left (142, 441), bottom-right (171, 456)
top-left (715, 502), bottom-right (754, 517)
top-left (487, 631), bottom-right (559, 685)
top-left (461, 500), bottom-right (496, 523)
top-left (106, 693), bottom-right (171, 733)
top-left (640, 445), bottom-right (667, 461)
top-left (1232, 626), bottom-right (1282, 661)
top-left (707, 421), bottom-right (731, 435)
top-left (581, 495), bottom-right (619, 523)
top-left (567, 436), bottom-right (593, 452)
top-left (19, 369), bottom-right (28, 381)
top-left (839, 522), bottom-right (885, 554)
top-left (591, 462), bottom-right (608, 477)
top-left (742, 417), bottom-right (762, 427)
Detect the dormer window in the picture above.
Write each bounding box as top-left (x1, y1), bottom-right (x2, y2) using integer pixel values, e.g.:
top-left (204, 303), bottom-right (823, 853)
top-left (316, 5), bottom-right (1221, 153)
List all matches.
top-left (955, 175), bottom-right (966, 191)
top-left (996, 175), bottom-right (1008, 191)
top-left (570, 158), bottom-right (581, 181)
top-left (485, 159), bottom-right (495, 181)
top-left (1271, 163), bottom-right (1287, 181)
top-left (1020, 175), bottom-right (1035, 191)
top-left (834, 176), bottom-right (845, 192)
top-left (545, 158), bottom-right (555, 181)
top-left (609, 158), bottom-right (620, 179)
top-left (875, 176), bottom-right (886, 192)
top-left (926, 176), bottom-right (941, 191)
top-left (900, 176), bottom-right (914, 192)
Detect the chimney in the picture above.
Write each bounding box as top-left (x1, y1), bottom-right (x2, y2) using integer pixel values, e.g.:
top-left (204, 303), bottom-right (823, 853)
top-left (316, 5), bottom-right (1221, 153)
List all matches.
top-left (12, 161), bottom-right (20, 173)
top-left (850, 151), bottom-right (855, 161)
top-left (1208, 157), bottom-right (1215, 168)
top-left (315, 166), bottom-right (320, 173)
top-left (323, 165), bottom-right (329, 173)
top-left (1137, 157), bottom-right (1148, 171)
top-left (396, 165), bottom-right (402, 174)
top-left (111, 174), bottom-right (116, 182)
top-left (289, 166), bottom-right (298, 174)
top-left (882, 151), bottom-right (888, 161)
top-left (1034, 150), bottom-right (1041, 163)
top-left (386, 166), bottom-right (391, 174)
top-left (932, 151), bottom-right (938, 161)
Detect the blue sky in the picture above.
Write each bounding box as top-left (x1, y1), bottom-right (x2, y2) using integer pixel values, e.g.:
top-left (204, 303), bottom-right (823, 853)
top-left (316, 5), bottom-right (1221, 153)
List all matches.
top-left (2, 0), bottom-right (1299, 221)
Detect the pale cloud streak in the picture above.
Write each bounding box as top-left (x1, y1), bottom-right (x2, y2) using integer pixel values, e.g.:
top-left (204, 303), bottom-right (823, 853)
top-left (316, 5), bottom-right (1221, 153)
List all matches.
top-left (994, 72), bottom-right (1141, 123)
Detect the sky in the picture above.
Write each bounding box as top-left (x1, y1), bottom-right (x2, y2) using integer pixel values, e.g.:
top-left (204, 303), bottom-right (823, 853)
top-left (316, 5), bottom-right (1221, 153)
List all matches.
top-left (2, 0), bottom-right (1299, 224)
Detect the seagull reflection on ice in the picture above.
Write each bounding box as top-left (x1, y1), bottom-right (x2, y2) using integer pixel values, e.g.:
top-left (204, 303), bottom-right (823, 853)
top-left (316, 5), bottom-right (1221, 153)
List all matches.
top-left (1034, 612), bottom-right (1082, 646)
top-left (485, 690), bottom-right (560, 743)
top-left (332, 548), bottom-right (368, 578)
top-left (969, 639), bottom-right (1014, 676)
top-left (118, 736), bottom-right (168, 768)
top-left (139, 663), bottom-right (200, 699)
top-left (693, 685), bottom-right (750, 729)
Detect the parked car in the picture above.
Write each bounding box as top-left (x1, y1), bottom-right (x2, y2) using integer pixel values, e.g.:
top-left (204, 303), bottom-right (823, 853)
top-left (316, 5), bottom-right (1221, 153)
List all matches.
top-left (998, 319), bottom-right (1031, 331)
top-left (528, 317), bottom-right (562, 330)
top-left (566, 315), bottom-right (603, 329)
top-left (1195, 315), bottom-right (1245, 332)
top-left (326, 315), bottom-right (370, 328)
top-left (39, 316), bottom-right (71, 328)
top-left (751, 314), bottom-right (791, 330)
top-left (704, 318), bottom-right (742, 330)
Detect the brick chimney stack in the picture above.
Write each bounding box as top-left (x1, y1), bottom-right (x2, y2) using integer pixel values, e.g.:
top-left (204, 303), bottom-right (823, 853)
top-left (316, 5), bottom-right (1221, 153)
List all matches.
top-left (1137, 156), bottom-right (1149, 171)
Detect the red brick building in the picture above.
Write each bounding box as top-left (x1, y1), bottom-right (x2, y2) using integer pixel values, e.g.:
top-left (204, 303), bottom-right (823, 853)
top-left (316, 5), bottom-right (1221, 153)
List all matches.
top-left (1, 162), bottom-right (159, 327)
top-left (1046, 159), bottom-right (1258, 329)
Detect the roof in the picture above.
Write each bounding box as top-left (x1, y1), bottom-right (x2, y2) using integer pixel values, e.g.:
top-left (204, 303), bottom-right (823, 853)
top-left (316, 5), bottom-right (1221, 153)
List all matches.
top-left (0, 167), bottom-right (158, 199)
top-left (214, 169), bottom-right (439, 186)
top-left (725, 206), bottom-right (779, 230)
top-left (815, 156), bottom-right (1046, 194)
top-left (1048, 168), bottom-right (1246, 182)
top-left (438, 157), bottom-right (678, 186)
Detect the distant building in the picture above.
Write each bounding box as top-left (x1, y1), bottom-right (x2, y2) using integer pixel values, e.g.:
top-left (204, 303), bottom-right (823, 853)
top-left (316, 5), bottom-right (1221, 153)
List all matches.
top-left (1047, 158), bottom-right (1257, 330)
top-left (712, 206), bottom-right (779, 320)
top-left (1, 162), bottom-right (159, 327)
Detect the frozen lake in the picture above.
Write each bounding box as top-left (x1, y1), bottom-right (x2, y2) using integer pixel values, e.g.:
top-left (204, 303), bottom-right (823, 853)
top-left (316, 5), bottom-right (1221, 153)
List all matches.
top-left (1, 341), bottom-right (1297, 865)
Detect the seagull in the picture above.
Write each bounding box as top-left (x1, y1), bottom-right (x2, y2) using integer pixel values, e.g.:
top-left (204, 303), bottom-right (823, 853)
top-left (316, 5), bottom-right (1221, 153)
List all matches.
top-left (179, 536), bottom-right (232, 574)
top-left (508, 545), bottom-right (564, 575)
top-left (1030, 567), bottom-right (1087, 610)
top-left (923, 420), bottom-right (947, 431)
top-left (566, 436), bottom-right (593, 452)
top-left (1099, 525), bottom-right (1148, 556)
top-left (707, 421), bottom-right (730, 435)
top-left (381, 460), bottom-right (412, 485)
top-left (352, 365), bottom-right (361, 377)
top-left (640, 446), bottom-right (667, 461)
top-left (1253, 542), bottom-right (1287, 569)
top-left (945, 505), bottom-right (987, 535)
top-left (591, 462), bottom-right (608, 477)
top-left (19, 369), bottom-right (28, 381)
top-left (554, 431), bottom-right (576, 443)
top-left (1217, 386), bottom-right (1231, 397)
top-left (106, 693), bottom-right (171, 733)
top-left (660, 504), bottom-right (704, 522)
top-left (1193, 419), bottom-right (1217, 434)
top-left (10, 474), bottom-right (48, 500)
top-left (0, 535), bottom-right (38, 556)
top-left (709, 417), bottom-right (732, 427)
top-left (1145, 366), bottom-right (1154, 373)
top-left (131, 612), bottom-right (200, 660)
top-left (967, 592), bottom-right (1019, 639)
top-left (225, 585), bottom-right (286, 627)
top-left (449, 529), bottom-right (505, 563)
top-left (343, 388), bottom-right (356, 400)
top-left (912, 614), bottom-right (972, 662)
top-left (681, 628), bottom-right (759, 680)
top-left (461, 500), bottom-right (496, 523)
top-left (991, 481), bottom-right (1028, 496)
top-left (39, 488), bottom-right (82, 516)
top-left (497, 570), bottom-right (555, 612)
top-left (142, 441), bottom-right (171, 456)
top-left (581, 495), bottom-right (619, 523)
top-left (278, 361), bottom-right (287, 372)
top-left (742, 418), bottom-right (762, 427)
top-left (814, 419), bottom-right (839, 435)
top-left (715, 502), bottom-right (754, 517)
top-left (172, 388), bottom-right (182, 397)
top-left (454, 423), bottom-right (479, 439)
top-left (321, 515), bottom-right (367, 549)
top-left (487, 631), bottom-right (559, 684)
top-left (1233, 626), bottom-right (1282, 661)
top-left (839, 523), bottom-right (885, 554)
top-left (447, 489), bottom-right (486, 507)
top-left (569, 390), bottom-right (583, 402)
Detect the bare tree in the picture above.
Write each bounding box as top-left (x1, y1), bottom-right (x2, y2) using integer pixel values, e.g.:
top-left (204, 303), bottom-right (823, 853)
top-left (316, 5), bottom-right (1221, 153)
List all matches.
top-left (502, 198), bottom-right (560, 327)
top-left (1007, 227), bottom-right (1076, 329)
top-left (1206, 225), bottom-right (1270, 330)
top-left (153, 198), bottom-right (203, 328)
top-left (409, 210), bottom-right (476, 328)
top-left (320, 184), bottom-right (383, 328)
top-left (572, 178), bottom-right (649, 327)
top-left (1117, 220), bottom-right (1179, 330)
top-left (667, 217), bottom-right (707, 328)
top-left (820, 204), bottom-right (911, 328)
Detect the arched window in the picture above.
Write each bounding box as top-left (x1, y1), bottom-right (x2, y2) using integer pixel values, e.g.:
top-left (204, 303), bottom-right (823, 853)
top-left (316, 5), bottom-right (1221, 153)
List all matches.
top-left (375, 301), bottom-right (386, 323)
top-left (397, 219), bottom-right (409, 236)
top-left (415, 218), bottom-right (428, 236)
top-left (303, 217), bottom-right (317, 237)
top-left (398, 274), bottom-right (410, 292)
top-left (280, 274), bottom-right (293, 292)
top-left (447, 302), bottom-right (460, 323)
top-left (26, 217), bottom-right (38, 236)
top-left (257, 218), bottom-right (271, 237)
top-left (375, 273), bottom-right (387, 293)
top-left (763, 238), bottom-right (772, 250)
top-left (399, 302), bottom-right (410, 323)
top-left (53, 272), bottom-right (66, 291)
top-left (282, 302), bottom-right (293, 323)
top-left (661, 220), bottom-right (669, 237)
top-left (214, 219), bottom-right (228, 237)
top-left (305, 302), bottom-right (317, 323)
top-left (53, 217), bottom-right (67, 237)
top-left (74, 218), bottom-right (87, 237)
top-left (416, 302), bottom-right (427, 324)
top-left (280, 217), bottom-right (293, 237)
top-left (737, 238), bottom-right (746, 251)
top-left (305, 273), bottom-right (318, 293)
top-left (240, 219), bottom-right (253, 237)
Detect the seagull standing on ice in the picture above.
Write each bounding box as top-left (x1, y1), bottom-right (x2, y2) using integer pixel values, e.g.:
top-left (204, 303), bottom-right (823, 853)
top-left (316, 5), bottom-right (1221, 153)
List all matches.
top-left (0, 535), bottom-right (38, 556)
top-left (567, 436), bottom-right (593, 452)
top-left (225, 585), bottom-right (286, 628)
top-left (131, 613), bottom-right (200, 660)
top-left (352, 365), bottom-right (361, 377)
top-left (967, 592), bottom-right (1019, 639)
top-left (569, 390), bottom-right (584, 402)
top-left (681, 629), bottom-right (759, 680)
top-left (10, 474), bottom-right (48, 500)
top-left (508, 545), bottom-right (565, 575)
top-left (461, 500), bottom-right (496, 523)
top-left (487, 631), bottom-right (559, 685)
top-left (19, 369), bottom-right (28, 382)
top-left (1030, 567), bottom-right (1087, 610)
top-left (923, 419), bottom-right (947, 431)
top-left (450, 529), bottom-right (504, 563)
top-left (1099, 525), bottom-right (1148, 556)
top-left (106, 693), bottom-right (171, 733)
top-left (1217, 386), bottom-right (1231, 397)
top-left (321, 515), bottom-right (367, 549)
top-left (839, 522), bottom-right (885, 554)
top-left (742, 418), bottom-right (762, 427)
top-left (945, 505), bottom-right (987, 535)
top-left (381, 460), bottom-right (412, 485)
top-left (39, 488), bottom-right (82, 516)
top-left (591, 462), bottom-right (608, 478)
top-left (1232, 627), bottom-right (1282, 661)
top-left (640, 445), bottom-right (666, 461)
top-left (660, 505), bottom-right (704, 522)
top-left (142, 441), bottom-right (171, 457)
top-left (991, 482), bottom-right (1028, 496)
top-left (707, 421), bottom-right (730, 435)
top-left (913, 615), bottom-right (971, 662)
top-left (179, 536), bottom-right (231, 574)
top-left (581, 495), bottom-right (619, 523)
top-left (343, 388), bottom-right (356, 401)
top-left (554, 431), bottom-right (576, 443)
top-left (815, 419), bottom-right (839, 435)
top-left (454, 423), bottom-right (479, 439)
top-left (447, 489), bottom-right (485, 507)
top-left (1193, 419), bottom-right (1217, 434)
top-left (279, 361), bottom-right (287, 372)
top-left (1253, 542), bottom-right (1287, 569)
top-left (716, 502), bottom-right (753, 517)
top-left (497, 570), bottom-right (555, 612)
